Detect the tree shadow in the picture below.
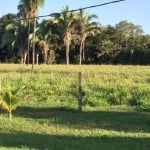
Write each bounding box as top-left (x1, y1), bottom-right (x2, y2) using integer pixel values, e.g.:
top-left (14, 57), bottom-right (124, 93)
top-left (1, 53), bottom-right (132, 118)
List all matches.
top-left (14, 106), bottom-right (150, 133)
top-left (0, 131), bottom-right (149, 150)
top-left (0, 109), bottom-right (5, 114)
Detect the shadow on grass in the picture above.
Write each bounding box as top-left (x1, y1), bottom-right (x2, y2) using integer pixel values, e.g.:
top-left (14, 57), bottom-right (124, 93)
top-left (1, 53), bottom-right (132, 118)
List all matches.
top-left (0, 109), bottom-right (4, 114)
top-left (14, 106), bottom-right (150, 133)
top-left (0, 131), bottom-right (150, 150)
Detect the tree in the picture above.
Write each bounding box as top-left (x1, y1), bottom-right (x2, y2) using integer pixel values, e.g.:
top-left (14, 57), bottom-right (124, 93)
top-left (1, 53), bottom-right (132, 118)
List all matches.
top-left (1, 19), bottom-right (29, 64)
top-left (114, 21), bottom-right (144, 64)
top-left (30, 0), bottom-right (45, 68)
top-left (38, 20), bottom-right (56, 64)
top-left (75, 10), bottom-right (101, 65)
top-left (97, 25), bottom-right (120, 62)
top-left (116, 21), bottom-right (143, 50)
top-left (52, 6), bottom-right (75, 65)
top-left (18, 0), bottom-right (33, 64)
top-left (0, 14), bottom-right (19, 62)
top-left (19, 0), bottom-right (45, 68)
top-left (17, 24), bottom-right (30, 64)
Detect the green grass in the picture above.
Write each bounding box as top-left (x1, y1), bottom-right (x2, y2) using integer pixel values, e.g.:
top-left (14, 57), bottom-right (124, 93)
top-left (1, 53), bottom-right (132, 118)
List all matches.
top-left (0, 106), bottom-right (150, 150)
top-left (0, 64), bottom-right (150, 108)
top-left (0, 64), bottom-right (150, 149)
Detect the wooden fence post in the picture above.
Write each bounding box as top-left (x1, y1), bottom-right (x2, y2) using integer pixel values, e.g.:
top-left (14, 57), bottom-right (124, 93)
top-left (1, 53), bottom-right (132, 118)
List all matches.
top-left (78, 72), bottom-right (83, 112)
top-left (0, 77), bottom-right (2, 108)
top-left (0, 77), bottom-right (2, 93)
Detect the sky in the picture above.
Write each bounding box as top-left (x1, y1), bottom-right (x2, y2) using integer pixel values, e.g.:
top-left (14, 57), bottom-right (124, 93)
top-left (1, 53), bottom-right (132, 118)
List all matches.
top-left (0, 0), bottom-right (150, 35)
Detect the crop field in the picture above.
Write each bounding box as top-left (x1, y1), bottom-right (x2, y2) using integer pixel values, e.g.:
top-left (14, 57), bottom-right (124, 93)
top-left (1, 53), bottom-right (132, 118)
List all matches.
top-left (0, 64), bottom-right (150, 150)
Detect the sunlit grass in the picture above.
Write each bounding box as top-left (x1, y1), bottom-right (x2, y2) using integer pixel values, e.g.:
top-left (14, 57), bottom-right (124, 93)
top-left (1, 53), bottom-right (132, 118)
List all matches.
top-left (0, 64), bottom-right (150, 149)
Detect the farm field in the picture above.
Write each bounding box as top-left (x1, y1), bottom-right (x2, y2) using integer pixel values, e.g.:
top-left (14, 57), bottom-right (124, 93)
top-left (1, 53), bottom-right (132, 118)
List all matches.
top-left (0, 64), bottom-right (150, 150)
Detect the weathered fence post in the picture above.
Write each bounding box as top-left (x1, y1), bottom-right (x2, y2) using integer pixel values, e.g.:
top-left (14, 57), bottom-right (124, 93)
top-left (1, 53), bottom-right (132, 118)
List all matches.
top-left (0, 77), bottom-right (2, 93)
top-left (78, 72), bottom-right (83, 112)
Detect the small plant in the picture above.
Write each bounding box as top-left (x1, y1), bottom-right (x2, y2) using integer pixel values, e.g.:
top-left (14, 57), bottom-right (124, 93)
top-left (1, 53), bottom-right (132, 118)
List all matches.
top-left (0, 86), bottom-right (24, 119)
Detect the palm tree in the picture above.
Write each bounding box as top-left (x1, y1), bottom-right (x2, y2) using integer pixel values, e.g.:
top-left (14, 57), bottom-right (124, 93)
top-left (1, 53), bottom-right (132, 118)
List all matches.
top-left (30, 0), bottom-right (45, 68)
top-left (0, 88), bottom-right (21, 119)
top-left (16, 23), bottom-right (29, 64)
top-left (52, 6), bottom-right (75, 65)
top-left (75, 10), bottom-right (101, 65)
top-left (38, 20), bottom-right (54, 64)
top-left (18, 0), bottom-right (32, 65)
top-left (19, 0), bottom-right (45, 68)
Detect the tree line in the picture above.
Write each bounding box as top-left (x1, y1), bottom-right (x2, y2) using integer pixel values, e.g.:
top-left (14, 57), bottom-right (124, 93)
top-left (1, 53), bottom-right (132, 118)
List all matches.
top-left (0, 0), bottom-right (150, 65)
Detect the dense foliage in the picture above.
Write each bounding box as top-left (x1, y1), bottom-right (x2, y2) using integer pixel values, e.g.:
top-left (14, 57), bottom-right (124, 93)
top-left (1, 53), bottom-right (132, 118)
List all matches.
top-left (0, 2), bottom-right (150, 65)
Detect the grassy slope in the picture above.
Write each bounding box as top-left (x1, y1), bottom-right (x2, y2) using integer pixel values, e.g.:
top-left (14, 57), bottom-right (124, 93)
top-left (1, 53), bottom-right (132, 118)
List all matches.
top-left (0, 64), bottom-right (150, 106)
top-left (0, 64), bottom-right (150, 150)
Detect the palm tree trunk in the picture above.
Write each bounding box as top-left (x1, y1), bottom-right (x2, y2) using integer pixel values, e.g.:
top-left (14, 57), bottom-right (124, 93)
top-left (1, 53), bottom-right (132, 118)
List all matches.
top-left (27, 20), bottom-right (31, 65)
top-left (32, 17), bottom-right (36, 70)
top-left (23, 51), bottom-right (27, 64)
top-left (36, 53), bottom-right (39, 65)
top-left (66, 43), bottom-right (70, 65)
top-left (82, 41), bottom-right (85, 61)
top-left (21, 56), bottom-right (24, 64)
top-left (44, 53), bottom-right (47, 64)
top-left (8, 111), bottom-right (12, 119)
top-left (79, 42), bottom-right (83, 65)
top-left (64, 33), bottom-right (71, 65)
top-left (44, 47), bottom-right (48, 64)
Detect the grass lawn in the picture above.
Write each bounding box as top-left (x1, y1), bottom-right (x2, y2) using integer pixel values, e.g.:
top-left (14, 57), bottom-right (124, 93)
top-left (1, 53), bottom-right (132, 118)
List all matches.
top-left (0, 64), bottom-right (150, 150)
top-left (0, 105), bottom-right (150, 150)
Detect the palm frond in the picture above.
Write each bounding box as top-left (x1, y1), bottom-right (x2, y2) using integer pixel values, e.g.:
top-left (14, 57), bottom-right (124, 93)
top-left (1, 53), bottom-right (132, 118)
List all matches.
top-left (0, 87), bottom-right (22, 112)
